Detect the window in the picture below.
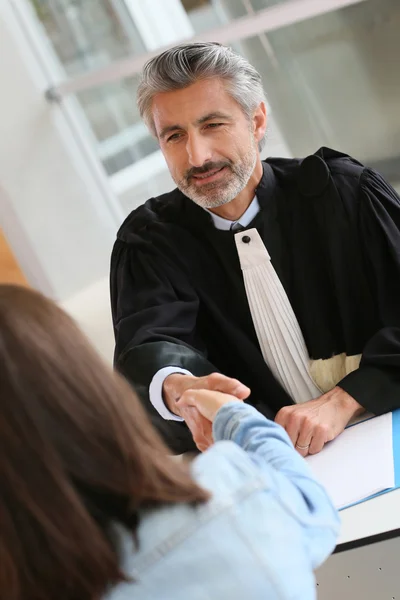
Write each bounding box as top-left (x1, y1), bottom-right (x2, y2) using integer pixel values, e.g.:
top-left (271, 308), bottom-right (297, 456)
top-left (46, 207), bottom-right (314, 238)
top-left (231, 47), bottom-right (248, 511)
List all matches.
top-left (240, 0), bottom-right (399, 181)
top-left (30, 0), bottom-right (145, 75)
top-left (181, 0), bottom-right (279, 35)
top-left (29, 0), bottom-right (155, 175)
top-left (30, 0), bottom-right (400, 188)
top-left (75, 77), bottom-right (158, 175)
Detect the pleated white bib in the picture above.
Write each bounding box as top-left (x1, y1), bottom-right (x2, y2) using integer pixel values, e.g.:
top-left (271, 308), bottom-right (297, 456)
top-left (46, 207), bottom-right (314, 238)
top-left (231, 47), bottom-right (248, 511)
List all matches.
top-left (235, 228), bottom-right (322, 403)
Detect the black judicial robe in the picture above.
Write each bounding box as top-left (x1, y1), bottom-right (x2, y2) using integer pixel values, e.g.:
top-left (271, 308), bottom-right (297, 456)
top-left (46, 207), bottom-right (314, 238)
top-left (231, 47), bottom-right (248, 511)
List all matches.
top-left (111, 147), bottom-right (400, 453)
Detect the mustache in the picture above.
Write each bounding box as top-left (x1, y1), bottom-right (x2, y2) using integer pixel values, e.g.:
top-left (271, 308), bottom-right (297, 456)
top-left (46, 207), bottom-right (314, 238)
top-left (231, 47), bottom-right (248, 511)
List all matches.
top-left (186, 161), bottom-right (232, 180)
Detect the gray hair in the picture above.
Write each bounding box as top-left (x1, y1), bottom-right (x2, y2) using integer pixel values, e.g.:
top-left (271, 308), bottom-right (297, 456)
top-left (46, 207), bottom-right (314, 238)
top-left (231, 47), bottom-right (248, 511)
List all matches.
top-left (137, 42), bottom-right (267, 151)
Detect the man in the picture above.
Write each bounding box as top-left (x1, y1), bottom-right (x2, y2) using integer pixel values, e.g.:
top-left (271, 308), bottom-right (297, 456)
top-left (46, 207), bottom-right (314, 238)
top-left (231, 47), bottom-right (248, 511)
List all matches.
top-left (111, 42), bottom-right (400, 456)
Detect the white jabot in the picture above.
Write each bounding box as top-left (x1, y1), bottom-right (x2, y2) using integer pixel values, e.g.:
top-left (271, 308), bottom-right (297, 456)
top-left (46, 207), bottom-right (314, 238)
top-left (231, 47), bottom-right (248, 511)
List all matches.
top-left (205, 196), bottom-right (260, 231)
top-left (234, 228), bottom-right (322, 404)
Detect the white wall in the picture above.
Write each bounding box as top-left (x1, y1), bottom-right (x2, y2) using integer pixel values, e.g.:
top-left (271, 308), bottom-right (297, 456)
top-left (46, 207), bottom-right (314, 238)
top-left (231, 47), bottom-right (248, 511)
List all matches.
top-left (0, 1), bottom-right (120, 302)
top-left (62, 277), bottom-right (114, 364)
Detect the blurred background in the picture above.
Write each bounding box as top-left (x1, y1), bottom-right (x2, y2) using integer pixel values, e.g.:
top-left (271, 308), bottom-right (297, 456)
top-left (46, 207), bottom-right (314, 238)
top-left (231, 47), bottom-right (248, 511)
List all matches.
top-left (1, 0), bottom-right (399, 361)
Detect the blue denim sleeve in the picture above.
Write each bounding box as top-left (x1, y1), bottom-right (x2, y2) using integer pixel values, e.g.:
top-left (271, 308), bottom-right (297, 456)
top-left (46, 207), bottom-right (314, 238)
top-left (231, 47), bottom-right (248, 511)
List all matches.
top-left (213, 402), bottom-right (340, 569)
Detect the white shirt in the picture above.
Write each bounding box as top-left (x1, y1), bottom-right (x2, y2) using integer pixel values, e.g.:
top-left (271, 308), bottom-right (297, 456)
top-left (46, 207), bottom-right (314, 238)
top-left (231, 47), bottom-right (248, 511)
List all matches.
top-left (204, 196), bottom-right (260, 230)
top-left (149, 197), bottom-right (261, 421)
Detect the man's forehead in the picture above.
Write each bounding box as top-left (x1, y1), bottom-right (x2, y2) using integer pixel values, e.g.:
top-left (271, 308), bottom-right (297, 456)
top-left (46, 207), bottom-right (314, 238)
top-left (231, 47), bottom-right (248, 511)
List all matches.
top-left (151, 79), bottom-right (239, 133)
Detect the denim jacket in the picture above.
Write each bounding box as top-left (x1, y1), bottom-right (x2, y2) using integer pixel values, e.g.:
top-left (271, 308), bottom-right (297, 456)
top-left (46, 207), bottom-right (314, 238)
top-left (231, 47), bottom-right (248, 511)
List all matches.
top-left (107, 403), bottom-right (339, 600)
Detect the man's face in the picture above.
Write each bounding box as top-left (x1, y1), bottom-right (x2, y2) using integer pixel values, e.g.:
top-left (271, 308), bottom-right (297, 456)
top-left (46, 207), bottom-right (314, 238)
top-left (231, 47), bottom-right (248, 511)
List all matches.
top-left (151, 78), bottom-right (261, 209)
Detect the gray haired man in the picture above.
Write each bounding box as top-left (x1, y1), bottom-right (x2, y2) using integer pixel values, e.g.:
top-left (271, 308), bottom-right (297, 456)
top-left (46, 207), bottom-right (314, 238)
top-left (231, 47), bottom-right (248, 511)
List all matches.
top-left (111, 42), bottom-right (400, 455)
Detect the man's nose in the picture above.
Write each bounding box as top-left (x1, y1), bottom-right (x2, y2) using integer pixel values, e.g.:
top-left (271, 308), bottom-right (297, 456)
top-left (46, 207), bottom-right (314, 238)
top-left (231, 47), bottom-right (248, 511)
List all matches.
top-left (186, 133), bottom-right (212, 167)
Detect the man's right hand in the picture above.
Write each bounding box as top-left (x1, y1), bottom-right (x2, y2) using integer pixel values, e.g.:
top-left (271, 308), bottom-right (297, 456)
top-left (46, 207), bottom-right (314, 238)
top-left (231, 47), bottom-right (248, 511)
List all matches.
top-left (178, 389), bottom-right (241, 422)
top-left (163, 373), bottom-right (250, 451)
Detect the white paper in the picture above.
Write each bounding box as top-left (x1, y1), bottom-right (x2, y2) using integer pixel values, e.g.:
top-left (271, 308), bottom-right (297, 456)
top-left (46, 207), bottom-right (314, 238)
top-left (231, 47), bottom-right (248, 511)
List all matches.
top-left (306, 413), bottom-right (394, 510)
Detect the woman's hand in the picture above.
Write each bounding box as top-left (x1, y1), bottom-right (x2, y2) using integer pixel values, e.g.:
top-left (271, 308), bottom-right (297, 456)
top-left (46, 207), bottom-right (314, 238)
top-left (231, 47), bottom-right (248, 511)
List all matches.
top-left (177, 389), bottom-right (243, 452)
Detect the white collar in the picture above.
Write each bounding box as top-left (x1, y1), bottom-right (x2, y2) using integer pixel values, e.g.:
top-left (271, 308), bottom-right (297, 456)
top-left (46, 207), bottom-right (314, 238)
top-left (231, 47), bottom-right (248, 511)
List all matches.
top-left (205, 196), bottom-right (260, 231)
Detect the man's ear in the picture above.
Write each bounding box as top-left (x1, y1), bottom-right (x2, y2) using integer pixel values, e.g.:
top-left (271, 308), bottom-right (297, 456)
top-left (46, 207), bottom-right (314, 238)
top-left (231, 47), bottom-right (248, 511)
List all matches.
top-left (253, 102), bottom-right (267, 145)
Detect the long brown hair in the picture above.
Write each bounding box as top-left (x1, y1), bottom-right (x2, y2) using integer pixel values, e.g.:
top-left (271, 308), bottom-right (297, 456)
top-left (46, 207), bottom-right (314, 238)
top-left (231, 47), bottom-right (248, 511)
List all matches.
top-left (0, 285), bottom-right (208, 600)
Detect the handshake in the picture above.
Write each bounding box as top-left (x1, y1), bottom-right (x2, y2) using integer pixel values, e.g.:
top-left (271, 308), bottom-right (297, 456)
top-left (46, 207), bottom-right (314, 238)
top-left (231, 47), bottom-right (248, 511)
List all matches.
top-left (163, 372), bottom-right (364, 456)
top-left (164, 373), bottom-right (249, 452)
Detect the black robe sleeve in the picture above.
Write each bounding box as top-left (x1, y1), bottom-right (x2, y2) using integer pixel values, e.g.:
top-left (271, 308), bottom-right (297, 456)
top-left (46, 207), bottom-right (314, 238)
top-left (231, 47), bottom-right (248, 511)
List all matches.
top-left (110, 239), bottom-right (217, 453)
top-left (338, 168), bottom-right (400, 414)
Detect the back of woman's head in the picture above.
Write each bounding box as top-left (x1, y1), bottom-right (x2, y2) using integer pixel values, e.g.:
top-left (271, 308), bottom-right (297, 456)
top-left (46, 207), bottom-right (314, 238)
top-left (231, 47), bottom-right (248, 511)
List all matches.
top-left (0, 285), bottom-right (207, 600)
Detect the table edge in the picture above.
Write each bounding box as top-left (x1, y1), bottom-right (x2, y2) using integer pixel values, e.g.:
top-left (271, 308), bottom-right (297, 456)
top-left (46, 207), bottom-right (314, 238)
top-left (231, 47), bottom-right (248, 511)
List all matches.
top-left (334, 527), bottom-right (400, 554)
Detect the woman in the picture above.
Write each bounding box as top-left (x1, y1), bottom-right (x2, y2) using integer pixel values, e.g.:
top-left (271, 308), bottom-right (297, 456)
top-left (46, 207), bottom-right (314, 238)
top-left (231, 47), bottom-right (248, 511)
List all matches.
top-left (0, 285), bottom-right (339, 600)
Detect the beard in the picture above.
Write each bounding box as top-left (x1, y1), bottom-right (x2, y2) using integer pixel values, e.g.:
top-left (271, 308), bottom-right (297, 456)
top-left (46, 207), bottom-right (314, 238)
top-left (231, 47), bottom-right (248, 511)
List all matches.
top-left (174, 137), bottom-right (258, 209)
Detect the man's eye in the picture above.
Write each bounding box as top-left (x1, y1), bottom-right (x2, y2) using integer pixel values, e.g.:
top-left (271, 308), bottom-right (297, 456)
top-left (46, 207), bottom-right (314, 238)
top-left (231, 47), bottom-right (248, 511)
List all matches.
top-left (167, 133), bottom-right (182, 142)
top-left (206, 123), bottom-right (223, 129)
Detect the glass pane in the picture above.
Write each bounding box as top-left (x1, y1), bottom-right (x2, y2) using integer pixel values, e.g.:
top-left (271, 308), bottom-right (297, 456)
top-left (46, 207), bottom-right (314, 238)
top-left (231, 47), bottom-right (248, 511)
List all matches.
top-left (181, 0), bottom-right (290, 34)
top-left (29, 0), bottom-right (145, 75)
top-left (238, 0), bottom-right (400, 186)
top-left (181, 0), bottom-right (225, 34)
top-left (76, 76), bottom-right (158, 176)
top-left (29, 0), bottom-right (155, 175)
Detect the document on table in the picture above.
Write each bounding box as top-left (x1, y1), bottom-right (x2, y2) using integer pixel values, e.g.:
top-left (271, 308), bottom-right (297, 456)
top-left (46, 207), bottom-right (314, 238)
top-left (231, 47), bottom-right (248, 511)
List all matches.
top-left (306, 413), bottom-right (395, 510)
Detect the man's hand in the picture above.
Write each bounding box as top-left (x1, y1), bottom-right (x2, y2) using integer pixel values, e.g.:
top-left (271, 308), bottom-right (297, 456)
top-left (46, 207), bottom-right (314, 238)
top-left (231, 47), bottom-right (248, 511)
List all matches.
top-left (163, 373), bottom-right (250, 452)
top-left (275, 387), bottom-right (364, 457)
